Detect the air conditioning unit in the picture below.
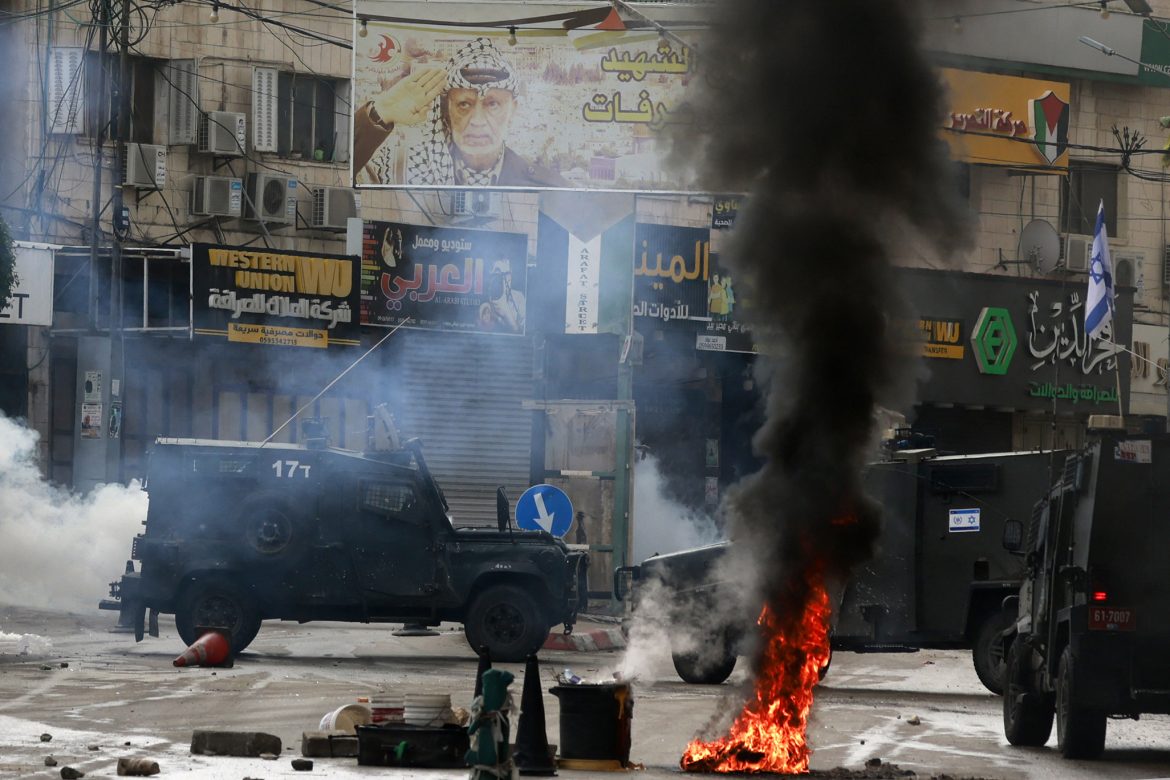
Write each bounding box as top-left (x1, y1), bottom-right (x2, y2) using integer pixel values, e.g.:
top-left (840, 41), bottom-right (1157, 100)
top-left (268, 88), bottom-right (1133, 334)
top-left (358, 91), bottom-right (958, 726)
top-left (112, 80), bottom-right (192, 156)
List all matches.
top-left (245, 173), bottom-right (297, 224)
top-left (191, 175), bottom-right (243, 218)
top-left (123, 143), bottom-right (167, 189)
top-left (446, 190), bottom-right (499, 219)
top-left (1113, 250), bottom-right (1143, 291)
top-left (197, 111), bottom-right (246, 156)
top-left (311, 187), bottom-right (361, 229)
top-left (1062, 233), bottom-right (1093, 272)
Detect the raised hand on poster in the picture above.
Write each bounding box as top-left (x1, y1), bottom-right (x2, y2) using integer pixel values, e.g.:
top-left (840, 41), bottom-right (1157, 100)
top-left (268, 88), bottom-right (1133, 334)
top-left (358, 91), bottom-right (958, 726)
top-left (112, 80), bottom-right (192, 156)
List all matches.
top-left (371, 68), bottom-right (446, 128)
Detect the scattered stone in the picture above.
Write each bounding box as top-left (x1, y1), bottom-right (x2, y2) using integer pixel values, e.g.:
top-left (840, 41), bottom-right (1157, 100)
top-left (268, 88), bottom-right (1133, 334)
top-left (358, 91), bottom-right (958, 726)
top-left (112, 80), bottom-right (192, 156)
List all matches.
top-left (190, 730), bottom-right (282, 758)
top-left (87, 744), bottom-right (100, 750)
top-left (907, 715), bottom-right (921, 725)
top-left (301, 731), bottom-right (358, 758)
top-left (859, 740), bottom-right (865, 745)
top-left (60, 662), bottom-right (69, 668)
top-left (40, 664), bottom-right (52, 671)
top-left (45, 756), bottom-right (58, 767)
top-left (60, 768), bottom-right (85, 779)
top-left (116, 757), bottom-right (161, 776)
top-left (259, 753), bottom-right (278, 760)
top-left (866, 758), bottom-right (882, 768)
top-left (291, 758), bottom-right (313, 771)
top-left (40, 733), bottom-right (53, 742)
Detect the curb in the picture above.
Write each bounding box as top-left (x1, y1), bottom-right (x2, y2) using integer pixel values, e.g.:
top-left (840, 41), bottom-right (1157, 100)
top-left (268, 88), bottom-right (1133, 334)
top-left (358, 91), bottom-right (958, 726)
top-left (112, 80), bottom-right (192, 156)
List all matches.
top-left (542, 628), bottom-right (626, 652)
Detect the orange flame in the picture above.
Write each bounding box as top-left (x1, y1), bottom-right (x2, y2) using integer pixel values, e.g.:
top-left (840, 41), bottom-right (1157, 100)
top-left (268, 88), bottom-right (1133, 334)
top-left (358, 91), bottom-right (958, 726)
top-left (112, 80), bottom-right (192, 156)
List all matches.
top-left (681, 572), bottom-right (831, 774)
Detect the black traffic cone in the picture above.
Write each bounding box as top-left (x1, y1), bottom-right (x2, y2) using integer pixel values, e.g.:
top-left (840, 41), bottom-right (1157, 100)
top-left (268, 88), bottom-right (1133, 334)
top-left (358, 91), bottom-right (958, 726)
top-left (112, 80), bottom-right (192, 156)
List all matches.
top-left (514, 654), bottom-right (556, 776)
top-left (473, 645), bottom-right (492, 700)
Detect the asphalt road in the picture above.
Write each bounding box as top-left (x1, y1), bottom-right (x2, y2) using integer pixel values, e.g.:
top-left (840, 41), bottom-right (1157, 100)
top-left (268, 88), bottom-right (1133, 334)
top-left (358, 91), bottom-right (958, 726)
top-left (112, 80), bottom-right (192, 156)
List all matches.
top-left (3, 606), bottom-right (1170, 779)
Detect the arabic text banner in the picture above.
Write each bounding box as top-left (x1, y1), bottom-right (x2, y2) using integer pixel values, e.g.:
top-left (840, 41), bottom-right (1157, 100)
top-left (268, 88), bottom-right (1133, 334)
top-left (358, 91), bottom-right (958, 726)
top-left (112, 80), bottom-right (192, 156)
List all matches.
top-left (192, 244), bottom-right (360, 349)
top-left (634, 223), bottom-right (710, 325)
top-left (361, 221), bottom-right (529, 335)
top-left (352, 22), bottom-right (696, 191)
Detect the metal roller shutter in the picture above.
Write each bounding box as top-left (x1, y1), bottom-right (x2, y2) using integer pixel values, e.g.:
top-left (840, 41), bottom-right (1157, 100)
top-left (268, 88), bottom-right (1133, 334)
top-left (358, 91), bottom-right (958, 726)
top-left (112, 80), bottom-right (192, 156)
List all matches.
top-left (391, 330), bottom-right (534, 527)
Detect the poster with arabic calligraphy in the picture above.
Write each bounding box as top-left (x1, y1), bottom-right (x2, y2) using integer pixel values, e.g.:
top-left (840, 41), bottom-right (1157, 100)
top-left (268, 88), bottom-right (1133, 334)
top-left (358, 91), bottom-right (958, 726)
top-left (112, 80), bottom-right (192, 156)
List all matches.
top-left (360, 220), bottom-right (529, 335)
top-left (191, 244), bottom-right (361, 350)
top-left (351, 20), bottom-right (697, 191)
top-left (634, 223), bottom-right (710, 326)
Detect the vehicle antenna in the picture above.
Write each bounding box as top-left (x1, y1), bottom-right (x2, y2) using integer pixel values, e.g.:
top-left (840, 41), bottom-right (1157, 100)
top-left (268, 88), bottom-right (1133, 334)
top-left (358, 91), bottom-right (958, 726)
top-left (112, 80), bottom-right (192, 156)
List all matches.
top-left (261, 321), bottom-right (408, 446)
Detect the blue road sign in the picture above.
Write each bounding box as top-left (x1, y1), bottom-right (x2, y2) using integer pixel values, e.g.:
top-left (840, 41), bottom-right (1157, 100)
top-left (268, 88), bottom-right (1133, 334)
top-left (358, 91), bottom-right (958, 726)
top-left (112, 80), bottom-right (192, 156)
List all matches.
top-left (516, 484), bottom-right (574, 537)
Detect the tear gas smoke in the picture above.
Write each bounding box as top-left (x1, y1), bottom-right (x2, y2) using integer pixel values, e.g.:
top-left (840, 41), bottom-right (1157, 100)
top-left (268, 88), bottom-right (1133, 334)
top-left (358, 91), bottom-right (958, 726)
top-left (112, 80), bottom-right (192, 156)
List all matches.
top-left (664, 0), bottom-right (969, 770)
top-left (0, 414), bottom-right (147, 614)
top-left (632, 452), bottom-right (721, 562)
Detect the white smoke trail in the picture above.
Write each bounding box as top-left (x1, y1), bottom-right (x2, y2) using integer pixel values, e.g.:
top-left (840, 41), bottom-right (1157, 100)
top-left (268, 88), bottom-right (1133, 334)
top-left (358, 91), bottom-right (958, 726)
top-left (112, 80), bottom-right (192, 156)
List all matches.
top-left (632, 453), bottom-right (722, 562)
top-left (0, 413), bottom-right (147, 614)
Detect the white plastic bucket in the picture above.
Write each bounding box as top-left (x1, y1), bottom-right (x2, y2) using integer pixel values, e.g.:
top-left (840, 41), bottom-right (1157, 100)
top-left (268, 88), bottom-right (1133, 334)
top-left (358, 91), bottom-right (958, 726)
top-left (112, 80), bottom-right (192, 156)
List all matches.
top-left (319, 703), bottom-right (371, 732)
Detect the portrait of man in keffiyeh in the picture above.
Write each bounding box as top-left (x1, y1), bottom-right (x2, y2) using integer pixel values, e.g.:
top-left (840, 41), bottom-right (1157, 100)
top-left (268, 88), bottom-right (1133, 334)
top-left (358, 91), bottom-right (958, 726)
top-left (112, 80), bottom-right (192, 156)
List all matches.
top-left (355, 37), bottom-right (568, 188)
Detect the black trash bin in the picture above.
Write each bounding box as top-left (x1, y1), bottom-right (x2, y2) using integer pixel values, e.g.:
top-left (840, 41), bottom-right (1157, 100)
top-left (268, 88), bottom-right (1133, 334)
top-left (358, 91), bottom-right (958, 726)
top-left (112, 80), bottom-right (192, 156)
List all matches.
top-left (549, 683), bottom-right (632, 766)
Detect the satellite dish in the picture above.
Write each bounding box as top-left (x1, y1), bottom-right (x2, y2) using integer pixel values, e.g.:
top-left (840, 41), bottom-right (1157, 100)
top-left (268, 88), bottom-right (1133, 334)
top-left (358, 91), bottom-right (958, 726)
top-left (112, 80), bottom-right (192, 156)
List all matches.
top-left (1018, 219), bottom-right (1061, 274)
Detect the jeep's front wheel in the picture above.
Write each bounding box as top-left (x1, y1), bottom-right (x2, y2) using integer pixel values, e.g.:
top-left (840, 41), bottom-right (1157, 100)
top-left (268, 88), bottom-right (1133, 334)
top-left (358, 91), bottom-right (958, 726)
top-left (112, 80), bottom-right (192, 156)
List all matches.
top-left (464, 584), bottom-right (548, 662)
top-left (175, 579), bottom-right (262, 654)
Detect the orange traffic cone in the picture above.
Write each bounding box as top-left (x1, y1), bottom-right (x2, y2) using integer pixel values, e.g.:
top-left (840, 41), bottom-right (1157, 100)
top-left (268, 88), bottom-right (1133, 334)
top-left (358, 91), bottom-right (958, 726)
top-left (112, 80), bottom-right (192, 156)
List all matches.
top-left (173, 628), bottom-right (233, 668)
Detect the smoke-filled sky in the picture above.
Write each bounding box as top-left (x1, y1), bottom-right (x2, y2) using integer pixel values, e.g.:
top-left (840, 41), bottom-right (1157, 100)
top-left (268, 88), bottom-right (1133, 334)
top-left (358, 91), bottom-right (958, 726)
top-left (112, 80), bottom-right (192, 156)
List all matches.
top-left (668, 0), bottom-right (970, 616)
top-left (0, 414), bottom-right (146, 613)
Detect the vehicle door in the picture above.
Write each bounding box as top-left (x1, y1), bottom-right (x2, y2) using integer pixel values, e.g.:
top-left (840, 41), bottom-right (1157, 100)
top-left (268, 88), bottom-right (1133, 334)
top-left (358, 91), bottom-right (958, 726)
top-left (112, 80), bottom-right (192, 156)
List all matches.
top-left (348, 471), bottom-right (440, 606)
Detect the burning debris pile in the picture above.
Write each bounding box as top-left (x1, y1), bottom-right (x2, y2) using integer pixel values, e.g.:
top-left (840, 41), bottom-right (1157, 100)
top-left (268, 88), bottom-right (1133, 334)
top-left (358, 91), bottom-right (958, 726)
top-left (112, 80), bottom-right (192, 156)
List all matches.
top-left (668, 0), bottom-right (968, 772)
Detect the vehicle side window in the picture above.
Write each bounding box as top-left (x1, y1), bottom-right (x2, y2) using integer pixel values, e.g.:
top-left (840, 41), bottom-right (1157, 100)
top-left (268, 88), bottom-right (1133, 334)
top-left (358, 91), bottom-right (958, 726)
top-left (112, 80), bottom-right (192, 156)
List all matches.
top-left (361, 480), bottom-right (418, 519)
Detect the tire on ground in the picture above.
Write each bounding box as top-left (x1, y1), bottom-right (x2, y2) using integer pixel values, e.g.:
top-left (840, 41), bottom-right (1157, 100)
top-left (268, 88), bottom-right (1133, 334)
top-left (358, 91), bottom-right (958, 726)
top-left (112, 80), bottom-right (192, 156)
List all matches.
top-left (672, 630), bottom-right (737, 685)
top-left (973, 608), bottom-right (1015, 695)
top-left (464, 583), bottom-right (549, 663)
top-left (1056, 646), bottom-right (1107, 759)
top-left (175, 578), bottom-right (262, 654)
top-left (1003, 635), bottom-right (1054, 747)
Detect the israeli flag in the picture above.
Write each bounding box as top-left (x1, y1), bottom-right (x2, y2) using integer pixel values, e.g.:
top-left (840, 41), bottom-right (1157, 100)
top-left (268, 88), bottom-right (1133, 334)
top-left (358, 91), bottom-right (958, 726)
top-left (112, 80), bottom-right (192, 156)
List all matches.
top-left (1084, 200), bottom-right (1114, 340)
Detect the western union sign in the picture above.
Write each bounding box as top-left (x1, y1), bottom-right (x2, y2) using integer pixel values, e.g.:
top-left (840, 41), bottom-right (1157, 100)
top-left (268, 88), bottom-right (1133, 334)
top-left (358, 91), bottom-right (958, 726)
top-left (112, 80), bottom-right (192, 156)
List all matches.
top-left (920, 317), bottom-right (964, 360)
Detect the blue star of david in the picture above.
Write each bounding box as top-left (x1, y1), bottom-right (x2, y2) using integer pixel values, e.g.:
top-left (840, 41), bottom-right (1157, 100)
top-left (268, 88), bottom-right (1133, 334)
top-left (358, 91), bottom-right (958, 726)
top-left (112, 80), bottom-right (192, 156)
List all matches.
top-left (1089, 256), bottom-right (1105, 284)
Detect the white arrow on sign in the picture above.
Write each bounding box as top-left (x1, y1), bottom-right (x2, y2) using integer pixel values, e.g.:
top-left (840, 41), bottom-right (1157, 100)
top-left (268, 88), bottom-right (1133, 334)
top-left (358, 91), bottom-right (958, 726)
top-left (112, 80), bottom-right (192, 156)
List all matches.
top-left (534, 492), bottom-right (555, 533)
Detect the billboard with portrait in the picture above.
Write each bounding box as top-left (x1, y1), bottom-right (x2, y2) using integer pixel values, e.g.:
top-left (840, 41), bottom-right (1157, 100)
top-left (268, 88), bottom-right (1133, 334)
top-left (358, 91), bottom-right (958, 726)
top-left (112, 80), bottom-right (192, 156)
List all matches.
top-left (351, 19), bottom-right (697, 191)
top-left (360, 220), bottom-right (530, 334)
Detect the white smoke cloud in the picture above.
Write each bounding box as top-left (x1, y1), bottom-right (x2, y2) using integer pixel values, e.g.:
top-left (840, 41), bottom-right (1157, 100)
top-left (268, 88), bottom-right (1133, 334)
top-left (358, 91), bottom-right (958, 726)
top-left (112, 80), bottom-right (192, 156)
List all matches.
top-left (631, 453), bottom-right (722, 562)
top-left (0, 413), bottom-right (147, 614)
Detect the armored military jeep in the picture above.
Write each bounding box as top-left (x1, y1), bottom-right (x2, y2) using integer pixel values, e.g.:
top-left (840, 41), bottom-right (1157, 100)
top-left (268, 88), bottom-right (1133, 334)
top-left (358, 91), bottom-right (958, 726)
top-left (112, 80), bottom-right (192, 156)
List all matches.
top-left (99, 427), bottom-right (588, 662)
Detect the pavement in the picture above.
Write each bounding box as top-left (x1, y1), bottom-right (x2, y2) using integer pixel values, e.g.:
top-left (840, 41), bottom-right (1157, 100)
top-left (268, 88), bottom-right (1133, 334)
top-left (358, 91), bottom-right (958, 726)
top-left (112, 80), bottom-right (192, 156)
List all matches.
top-left (542, 615), bottom-right (626, 652)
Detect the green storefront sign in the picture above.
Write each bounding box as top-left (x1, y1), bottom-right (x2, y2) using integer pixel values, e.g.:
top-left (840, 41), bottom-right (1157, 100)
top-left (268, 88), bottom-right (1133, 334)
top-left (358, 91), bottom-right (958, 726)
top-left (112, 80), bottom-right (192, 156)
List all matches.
top-left (971, 307), bottom-right (1017, 375)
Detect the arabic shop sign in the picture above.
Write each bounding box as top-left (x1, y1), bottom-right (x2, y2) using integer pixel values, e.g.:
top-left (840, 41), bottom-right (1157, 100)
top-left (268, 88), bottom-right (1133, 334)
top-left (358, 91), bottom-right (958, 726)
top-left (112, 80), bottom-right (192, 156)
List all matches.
top-left (352, 17), bottom-right (697, 191)
top-left (940, 69), bottom-right (1070, 170)
top-left (898, 268), bottom-right (1132, 414)
top-left (192, 244), bottom-right (360, 349)
top-left (696, 251), bottom-right (755, 353)
top-left (634, 223), bottom-right (710, 325)
top-left (360, 220), bottom-right (530, 335)
top-left (711, 196), bottom-right (741, 231)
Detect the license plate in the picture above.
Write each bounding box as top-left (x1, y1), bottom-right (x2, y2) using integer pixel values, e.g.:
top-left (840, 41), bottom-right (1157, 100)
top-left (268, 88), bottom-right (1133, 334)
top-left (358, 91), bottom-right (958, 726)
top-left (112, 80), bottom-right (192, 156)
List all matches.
top-left (1088, 606), bottom-right (1136, 631)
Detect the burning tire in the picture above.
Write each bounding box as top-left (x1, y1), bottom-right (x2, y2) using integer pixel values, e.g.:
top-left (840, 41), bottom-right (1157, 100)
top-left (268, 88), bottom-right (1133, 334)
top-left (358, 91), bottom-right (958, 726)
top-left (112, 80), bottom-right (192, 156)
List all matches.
top-left (175, 579), bottom-right (262, 654)
top-left (972, 609), bottom-right (1013, 695)
top-left (1056, 647), bottom-right (1106, 759)
top-left (464, 584), bottom-right (548, 662)
top-left (1003, 636), bottom-right (1053, 747)
top-left (671, 632), bottom-right (737, 685)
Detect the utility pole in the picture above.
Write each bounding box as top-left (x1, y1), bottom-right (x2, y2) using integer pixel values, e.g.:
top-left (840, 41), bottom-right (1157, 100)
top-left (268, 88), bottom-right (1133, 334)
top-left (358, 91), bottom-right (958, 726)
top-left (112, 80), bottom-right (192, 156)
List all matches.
top-left (87, 0), bottom-right (108, 330)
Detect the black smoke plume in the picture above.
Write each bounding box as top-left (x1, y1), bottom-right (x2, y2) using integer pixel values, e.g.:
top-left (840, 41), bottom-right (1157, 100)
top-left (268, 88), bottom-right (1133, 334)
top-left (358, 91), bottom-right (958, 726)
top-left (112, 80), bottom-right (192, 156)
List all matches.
top-left (669, 0), bottom-right (970, 651)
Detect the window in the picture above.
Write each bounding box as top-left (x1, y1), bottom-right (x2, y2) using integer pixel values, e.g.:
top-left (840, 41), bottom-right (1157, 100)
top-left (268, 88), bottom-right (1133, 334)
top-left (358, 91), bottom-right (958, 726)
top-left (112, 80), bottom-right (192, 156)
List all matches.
top-left (362, 480), bottom-right (417, 516)
top-left (1061, 161), bottom-right (1118, 236)
top-left (253, 67), bottom-right (349, 162)
top-left (84, 53), bottom-right (158, 143)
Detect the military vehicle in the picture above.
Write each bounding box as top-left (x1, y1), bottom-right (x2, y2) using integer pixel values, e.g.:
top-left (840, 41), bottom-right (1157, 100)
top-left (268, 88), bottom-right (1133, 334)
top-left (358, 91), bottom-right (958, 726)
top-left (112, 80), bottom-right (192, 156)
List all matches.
top-left (617, 449), bottom-right (1063, 690)
top-left (1003, 425), bottom-right (1170, 759)
top-left (99, 413), bottom-right (588, 662)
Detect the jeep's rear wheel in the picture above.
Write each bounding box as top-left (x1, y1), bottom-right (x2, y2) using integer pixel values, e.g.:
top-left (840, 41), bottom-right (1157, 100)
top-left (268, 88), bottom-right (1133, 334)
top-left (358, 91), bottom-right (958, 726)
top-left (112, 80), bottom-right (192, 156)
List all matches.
top-left (1056, 646), bottom-right (1106, 759)
top-left (672, 628), bottom-right (737, 684)
top-left (464, 584), bottom-right (547, 662)
top-left (176, 579), bottom-right (261, 654)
